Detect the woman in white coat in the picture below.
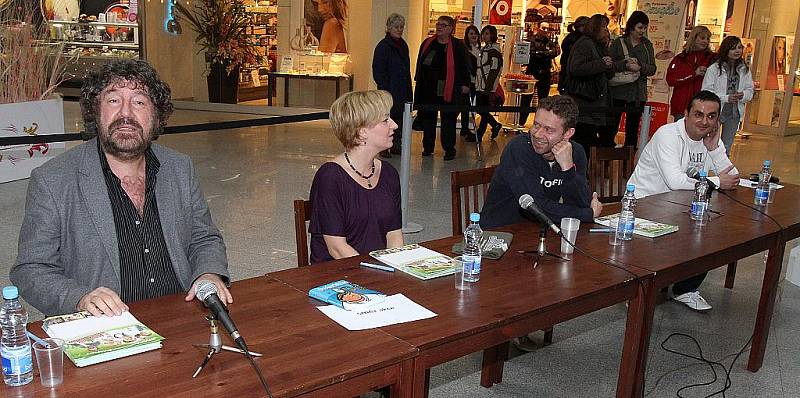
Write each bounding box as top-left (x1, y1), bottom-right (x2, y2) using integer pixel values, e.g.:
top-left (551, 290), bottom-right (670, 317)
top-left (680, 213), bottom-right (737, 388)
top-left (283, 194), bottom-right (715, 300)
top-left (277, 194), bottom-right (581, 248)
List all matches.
top-left (701, 36), bottom-right (754, 156)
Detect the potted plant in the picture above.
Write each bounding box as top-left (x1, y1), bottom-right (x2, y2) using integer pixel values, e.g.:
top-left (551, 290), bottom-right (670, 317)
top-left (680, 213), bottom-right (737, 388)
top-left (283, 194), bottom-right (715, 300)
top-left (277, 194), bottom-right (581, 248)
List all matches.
top-left (0, 5), bottom-right (70, 183)
top-left (174, 0), bottom-right (262, 103)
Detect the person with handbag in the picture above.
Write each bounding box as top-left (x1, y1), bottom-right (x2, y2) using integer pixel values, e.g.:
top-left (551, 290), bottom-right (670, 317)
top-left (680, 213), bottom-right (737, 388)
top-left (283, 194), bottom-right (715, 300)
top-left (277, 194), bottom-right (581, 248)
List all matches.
top-left (607, 11), bottom-right (656, 149)
top-left (701, 35), bottom-right (754, 156)
top-left (471, 24), bottom-right (504, 142)
top-left (565, 14), bottom-right (614, 155)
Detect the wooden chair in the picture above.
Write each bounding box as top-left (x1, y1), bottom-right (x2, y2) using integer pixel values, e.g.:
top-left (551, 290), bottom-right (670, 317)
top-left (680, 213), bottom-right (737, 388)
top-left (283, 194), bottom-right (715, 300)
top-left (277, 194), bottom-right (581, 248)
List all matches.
top-left (450, 166), bottom-right (497, 236)
top-left (450, 166), bottom-right (554, 389)
top-left (293, 199), bottom-right (312, 267)
top-left (589, 146), bottom-right (636, 203)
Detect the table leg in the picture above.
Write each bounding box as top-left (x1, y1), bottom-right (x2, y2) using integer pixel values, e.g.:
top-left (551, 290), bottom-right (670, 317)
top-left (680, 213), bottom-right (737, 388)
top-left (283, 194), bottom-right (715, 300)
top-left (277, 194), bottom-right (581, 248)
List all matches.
top-left (748, 236), bottom-right (786, 372)
top-left (284, 76), bottom-right (289, 107)
top-left (725, 261), bottom-right (738, 289)
top-left (336, 78), bottom-right (341, 100)
top-left (410, 357), bottom-right (429, 398)
top-left (267, 75), bottom-right (274, 106)
top-left (617, 276), bottom-right (655, 398)
top-left (479, 341), bottom-right (508, 388)
top-left (390, 358), bottom-right (414, 398)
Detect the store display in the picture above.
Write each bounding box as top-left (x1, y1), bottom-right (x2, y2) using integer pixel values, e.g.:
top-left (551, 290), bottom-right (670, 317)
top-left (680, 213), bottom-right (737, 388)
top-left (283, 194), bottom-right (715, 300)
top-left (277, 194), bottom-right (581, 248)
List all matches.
top-left (47, 3), bottom-right (140, 87)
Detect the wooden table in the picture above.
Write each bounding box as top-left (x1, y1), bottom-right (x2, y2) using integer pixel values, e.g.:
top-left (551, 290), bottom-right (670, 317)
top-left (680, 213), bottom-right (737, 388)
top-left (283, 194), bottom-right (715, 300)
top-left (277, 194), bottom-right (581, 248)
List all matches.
top-left (642, 184), bottom-right (800, 375)
top-left (4, 277), bottom-right (416, 397)
top-left (267, 72), bottom-right (353, 107)
top-left (269, 224), bottom-right (653, 398)
top-left (593, 187), bottom-right (796, 396)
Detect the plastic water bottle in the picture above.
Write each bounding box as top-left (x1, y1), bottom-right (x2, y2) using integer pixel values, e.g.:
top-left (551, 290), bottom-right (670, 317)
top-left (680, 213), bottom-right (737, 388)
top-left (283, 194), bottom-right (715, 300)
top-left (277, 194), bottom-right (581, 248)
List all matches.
top-left (691, 170), bottom-right (709, 221)
top-left (616, 184), bottom-right (636, 241)
top-left (1, 286), bottom-right (33, 386)
top-left (754, 160), bottom-right (772, 206)
top-left (462, 213), bottom-right (483, 282)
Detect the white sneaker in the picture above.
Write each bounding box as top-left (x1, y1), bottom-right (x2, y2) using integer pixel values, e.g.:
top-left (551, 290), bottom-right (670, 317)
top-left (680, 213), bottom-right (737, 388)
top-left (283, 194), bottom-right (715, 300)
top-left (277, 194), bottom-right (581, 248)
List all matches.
top-left (673, 291), bottom-right (712, 311)
top-left (511, 335), bottom-right (539, 352)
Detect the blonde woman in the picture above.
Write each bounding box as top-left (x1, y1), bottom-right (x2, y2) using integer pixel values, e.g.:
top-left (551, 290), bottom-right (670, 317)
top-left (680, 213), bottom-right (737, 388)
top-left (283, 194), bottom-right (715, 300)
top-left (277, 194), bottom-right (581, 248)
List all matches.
top-left (308, 90), bottom-right (403, 264)
top-left (666, 26), bottom-right (713, 120)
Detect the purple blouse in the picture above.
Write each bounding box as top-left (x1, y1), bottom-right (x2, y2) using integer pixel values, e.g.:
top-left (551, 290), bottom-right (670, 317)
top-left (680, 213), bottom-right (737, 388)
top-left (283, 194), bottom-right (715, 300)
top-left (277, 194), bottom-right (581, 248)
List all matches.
top-left (309, 161), bottom-right (402, 264)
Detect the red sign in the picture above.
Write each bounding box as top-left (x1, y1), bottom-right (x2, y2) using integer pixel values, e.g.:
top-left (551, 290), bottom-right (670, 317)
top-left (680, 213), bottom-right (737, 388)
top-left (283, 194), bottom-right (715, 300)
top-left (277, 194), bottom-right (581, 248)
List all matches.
top-left (489, 0), bottom-right (512, 25)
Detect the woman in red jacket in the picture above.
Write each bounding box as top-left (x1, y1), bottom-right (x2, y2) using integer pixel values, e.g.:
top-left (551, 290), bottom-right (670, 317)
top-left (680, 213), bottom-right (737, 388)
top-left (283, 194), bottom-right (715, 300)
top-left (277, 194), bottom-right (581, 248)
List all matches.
top-left (666, 26), bottom-right (713, 120)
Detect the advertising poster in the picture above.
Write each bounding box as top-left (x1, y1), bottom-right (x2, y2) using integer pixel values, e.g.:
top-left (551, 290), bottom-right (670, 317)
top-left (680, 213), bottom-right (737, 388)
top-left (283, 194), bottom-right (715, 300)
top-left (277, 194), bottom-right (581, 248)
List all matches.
top-left (490, 0), bottom-right (513, 25)
top-left (304, 0), bottom-right (348, 53)
top-left (766, 36), bottom-right (787, 90)
top-left (637, 0), bottom-right (686, 127)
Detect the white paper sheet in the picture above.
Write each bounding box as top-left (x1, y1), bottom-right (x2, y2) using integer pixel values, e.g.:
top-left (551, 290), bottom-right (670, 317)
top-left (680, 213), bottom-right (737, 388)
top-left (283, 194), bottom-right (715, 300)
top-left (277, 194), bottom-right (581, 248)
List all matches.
top-left (317, 294), bottom-right (436, 331)
top-left (738, 179), bottom-right (784, 189)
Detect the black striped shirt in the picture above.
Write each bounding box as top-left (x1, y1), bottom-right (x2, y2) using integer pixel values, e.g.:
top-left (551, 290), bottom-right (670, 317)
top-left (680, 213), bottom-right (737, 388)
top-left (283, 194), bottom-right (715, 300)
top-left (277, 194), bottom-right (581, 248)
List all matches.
top-left (99, 141), bottom-right (183, 302)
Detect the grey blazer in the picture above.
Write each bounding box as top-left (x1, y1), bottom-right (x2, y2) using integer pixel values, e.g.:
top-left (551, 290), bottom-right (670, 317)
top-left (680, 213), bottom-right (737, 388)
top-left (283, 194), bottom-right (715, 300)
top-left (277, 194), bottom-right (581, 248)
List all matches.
top-left (10, 139), bottom-right (230, 316)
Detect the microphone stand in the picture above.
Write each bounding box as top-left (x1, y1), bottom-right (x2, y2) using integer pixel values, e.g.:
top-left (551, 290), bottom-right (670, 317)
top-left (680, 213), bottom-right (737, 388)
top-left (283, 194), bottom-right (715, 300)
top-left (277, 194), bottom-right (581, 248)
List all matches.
top-left (192, 315), bottom-right (263, 378)
top-left (519, 223), bottom-right (567, 268)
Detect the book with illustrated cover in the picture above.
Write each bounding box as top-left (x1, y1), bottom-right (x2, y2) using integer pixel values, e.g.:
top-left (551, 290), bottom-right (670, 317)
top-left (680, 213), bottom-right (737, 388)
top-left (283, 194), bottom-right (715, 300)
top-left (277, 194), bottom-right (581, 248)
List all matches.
top-left (43, 311), bottom-right (164, 367)
top-left (594, 214), bottom-right (679, 238)
top-left (370, 244), bottom-right (454, 280)
top-left (308, 280), bottom-right (386, 310)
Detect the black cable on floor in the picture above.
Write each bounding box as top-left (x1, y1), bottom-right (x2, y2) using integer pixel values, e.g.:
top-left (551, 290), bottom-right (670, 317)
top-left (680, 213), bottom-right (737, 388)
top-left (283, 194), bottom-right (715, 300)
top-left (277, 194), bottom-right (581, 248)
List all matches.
top-left (649, 187), bottom-right (783, 397)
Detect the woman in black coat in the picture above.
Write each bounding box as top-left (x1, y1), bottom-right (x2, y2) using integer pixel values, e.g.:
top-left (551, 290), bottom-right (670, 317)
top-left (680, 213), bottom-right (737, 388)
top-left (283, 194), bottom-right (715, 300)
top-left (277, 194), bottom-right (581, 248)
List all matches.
top-left (566, 14), bottom-right (614, 153)
top-left (372, 13), bottom-right (413, 157)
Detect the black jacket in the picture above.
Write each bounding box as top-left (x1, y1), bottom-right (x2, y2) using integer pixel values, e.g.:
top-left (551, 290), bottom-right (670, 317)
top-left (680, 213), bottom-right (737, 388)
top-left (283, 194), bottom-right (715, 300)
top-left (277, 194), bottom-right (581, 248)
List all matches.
top-left (414, 36), bottom-right (471, 104)
top-left (480, 135), bottom-right (593, 229)
top-left (372, 35), bottom-right (413, 110)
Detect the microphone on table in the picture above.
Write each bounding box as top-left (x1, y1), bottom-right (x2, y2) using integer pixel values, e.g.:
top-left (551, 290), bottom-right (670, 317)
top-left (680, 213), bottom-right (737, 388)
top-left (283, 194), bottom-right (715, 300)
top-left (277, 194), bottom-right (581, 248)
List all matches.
top-left (518, 194), bottom-right (561, 235)
top-left (196, 280), bottom-right (248, 352)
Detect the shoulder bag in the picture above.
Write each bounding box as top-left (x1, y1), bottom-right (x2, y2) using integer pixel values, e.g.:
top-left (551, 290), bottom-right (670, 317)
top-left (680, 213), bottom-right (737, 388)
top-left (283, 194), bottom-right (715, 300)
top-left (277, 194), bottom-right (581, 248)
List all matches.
top-left (609, 38), bottom-right (640, 87)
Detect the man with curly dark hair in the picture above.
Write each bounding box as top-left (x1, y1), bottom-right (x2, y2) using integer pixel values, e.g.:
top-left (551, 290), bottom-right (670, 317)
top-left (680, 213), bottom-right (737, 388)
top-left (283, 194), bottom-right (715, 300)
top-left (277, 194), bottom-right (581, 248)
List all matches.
top-left (11, 59), bottom-right (232, 316)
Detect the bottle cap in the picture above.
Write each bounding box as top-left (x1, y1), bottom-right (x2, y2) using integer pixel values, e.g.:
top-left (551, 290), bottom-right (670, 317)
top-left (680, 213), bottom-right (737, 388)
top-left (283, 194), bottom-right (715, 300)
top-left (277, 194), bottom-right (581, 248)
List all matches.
top-left (470, 213), bottom-right (480, 222)
top-left (763, 160), bottom-right (771, 166)
top-left (2, 286), bottom-right (19, 300)
top-left (626, 184), bottom-right (635, 192)
top-left (699, 169), bottom-right (707, 177)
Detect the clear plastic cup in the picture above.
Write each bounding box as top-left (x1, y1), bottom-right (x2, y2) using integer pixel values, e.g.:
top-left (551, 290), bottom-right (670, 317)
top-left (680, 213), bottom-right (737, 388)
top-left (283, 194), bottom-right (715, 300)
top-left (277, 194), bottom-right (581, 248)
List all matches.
top-left (560, 218), bottom-right (580, 259)
top-left (768, 185), bottom-right (776, 203)
top-left (609, 217), bottom-right (622, 246)
top-left (33, 338), bottom-right (64, 387)
top-left (453, 256), bottom-right (468, 290)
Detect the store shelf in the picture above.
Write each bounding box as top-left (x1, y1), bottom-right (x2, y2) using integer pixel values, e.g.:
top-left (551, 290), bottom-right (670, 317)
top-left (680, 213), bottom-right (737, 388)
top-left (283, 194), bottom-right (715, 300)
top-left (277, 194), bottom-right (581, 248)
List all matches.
top-left (63, 41), bottom-right (139, 50)
top-left (50, 20), bottom-right (138, 27)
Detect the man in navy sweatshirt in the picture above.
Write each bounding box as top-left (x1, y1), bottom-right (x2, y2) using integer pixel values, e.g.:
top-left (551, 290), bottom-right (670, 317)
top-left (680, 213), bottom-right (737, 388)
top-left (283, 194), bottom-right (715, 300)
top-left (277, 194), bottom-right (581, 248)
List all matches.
top-left (481, 95), bottom-right (602, 229)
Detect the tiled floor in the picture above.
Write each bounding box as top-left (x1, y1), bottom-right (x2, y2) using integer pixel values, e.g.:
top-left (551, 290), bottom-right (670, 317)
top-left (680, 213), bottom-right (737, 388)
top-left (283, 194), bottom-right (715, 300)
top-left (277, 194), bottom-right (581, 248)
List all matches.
top-left (1, 101), bottom-right (799, 397)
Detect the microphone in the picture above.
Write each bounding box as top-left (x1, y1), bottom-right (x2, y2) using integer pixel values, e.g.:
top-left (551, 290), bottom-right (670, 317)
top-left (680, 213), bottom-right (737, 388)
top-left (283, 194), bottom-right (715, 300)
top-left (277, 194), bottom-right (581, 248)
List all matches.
top-left (518, 194), bottom-right (561, 235)
top-left (196, 280), bottom-right (248, 351)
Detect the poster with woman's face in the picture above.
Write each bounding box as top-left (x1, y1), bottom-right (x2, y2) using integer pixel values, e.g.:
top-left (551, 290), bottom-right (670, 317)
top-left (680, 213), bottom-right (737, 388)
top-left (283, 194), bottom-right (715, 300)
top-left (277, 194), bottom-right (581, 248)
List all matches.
top-left (771, 36), bottom-right (787, 76)
top-left (305, 0), bottom-right (348, 53)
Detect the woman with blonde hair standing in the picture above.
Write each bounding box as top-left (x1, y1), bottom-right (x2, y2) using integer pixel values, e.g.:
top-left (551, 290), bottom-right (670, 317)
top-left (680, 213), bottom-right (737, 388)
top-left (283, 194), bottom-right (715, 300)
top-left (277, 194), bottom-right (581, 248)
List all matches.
top-left (702, 35), bottom-right (754, 156)
top-left (308, 90), bottom-right (404, 264)
top-left (666, 26), bottom-right (713, 120)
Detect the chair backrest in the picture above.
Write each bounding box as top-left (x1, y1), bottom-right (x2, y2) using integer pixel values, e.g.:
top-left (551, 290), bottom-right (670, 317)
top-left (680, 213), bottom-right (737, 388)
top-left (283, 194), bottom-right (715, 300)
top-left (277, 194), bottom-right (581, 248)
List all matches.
top-left (589, 146), bottom-right (635, 203)
top-left (293, 199), bottom-right (312, 267)
top-left (450, 166), bottom-right (497, 236)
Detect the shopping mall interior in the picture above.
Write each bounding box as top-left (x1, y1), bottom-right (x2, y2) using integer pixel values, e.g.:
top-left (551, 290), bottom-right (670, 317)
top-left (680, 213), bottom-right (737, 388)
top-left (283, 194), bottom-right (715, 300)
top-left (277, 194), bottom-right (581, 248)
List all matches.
top-left (1, 0), bottom-right (800, 396)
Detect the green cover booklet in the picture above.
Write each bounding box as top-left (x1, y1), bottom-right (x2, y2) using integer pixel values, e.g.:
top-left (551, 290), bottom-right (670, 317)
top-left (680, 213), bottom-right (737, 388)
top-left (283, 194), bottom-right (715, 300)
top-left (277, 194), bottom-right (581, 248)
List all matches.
top-left (43, 311), bottom-right (164, 367)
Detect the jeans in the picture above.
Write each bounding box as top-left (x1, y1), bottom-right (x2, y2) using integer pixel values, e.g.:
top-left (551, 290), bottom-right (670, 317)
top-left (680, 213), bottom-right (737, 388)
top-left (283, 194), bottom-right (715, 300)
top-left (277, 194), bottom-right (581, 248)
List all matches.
top-left (420, 108), bottom-right (457, 155)
top-left (609, 99), bottom-right (645, 148)
top-left (672, 273), bottom-right (707, 296)
top-left (476, 92), bottom-right (501, 139)
top-left (720, 119), bottom-right (739, 157)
